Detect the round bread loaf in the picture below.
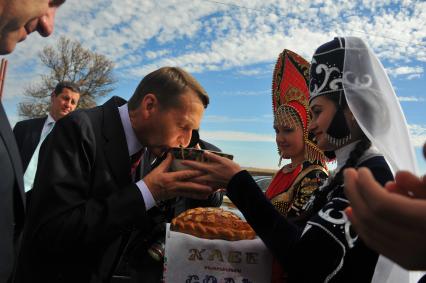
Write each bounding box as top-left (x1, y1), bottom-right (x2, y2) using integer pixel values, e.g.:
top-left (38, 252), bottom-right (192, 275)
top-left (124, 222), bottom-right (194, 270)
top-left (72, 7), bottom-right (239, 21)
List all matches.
top-left (170, 207), bottom-right (256, 241)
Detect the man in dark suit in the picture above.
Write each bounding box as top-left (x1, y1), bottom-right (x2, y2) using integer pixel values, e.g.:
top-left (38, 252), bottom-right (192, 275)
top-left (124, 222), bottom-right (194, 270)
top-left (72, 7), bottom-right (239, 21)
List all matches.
top-left (15, 67), bottom-right (217, 283)
top-left (118, 136), bottom-right (224, 282)
top-left (14, 81), bottom-right (80, 173)
top-left (0, 1), bottom-right (66, 282)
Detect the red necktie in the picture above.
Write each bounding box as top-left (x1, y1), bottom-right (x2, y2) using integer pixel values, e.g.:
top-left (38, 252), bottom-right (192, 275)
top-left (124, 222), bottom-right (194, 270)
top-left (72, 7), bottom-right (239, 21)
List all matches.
top-left (130, 149), bottom-right (143, 176)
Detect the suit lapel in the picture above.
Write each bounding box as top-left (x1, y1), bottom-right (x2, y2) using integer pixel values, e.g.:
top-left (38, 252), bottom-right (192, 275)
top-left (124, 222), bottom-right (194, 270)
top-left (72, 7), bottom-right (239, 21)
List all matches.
top-left (27, 117), bottom-right (46, 160)
top-left (0, 103), bottom-right (25, 209)
top-left (102, 97), bottom-right (132, 187)
top-left (32, 117), bottom-right (46, 147)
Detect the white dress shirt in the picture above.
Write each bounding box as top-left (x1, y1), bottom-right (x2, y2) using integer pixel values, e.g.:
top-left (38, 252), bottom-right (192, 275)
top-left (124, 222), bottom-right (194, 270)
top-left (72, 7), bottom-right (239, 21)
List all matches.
top-left (23, 113), bottom-right (56, 192)
top-left (118, 103), bottom-right (156, 210)
top-left (41, 113), bottom-right (56, 139)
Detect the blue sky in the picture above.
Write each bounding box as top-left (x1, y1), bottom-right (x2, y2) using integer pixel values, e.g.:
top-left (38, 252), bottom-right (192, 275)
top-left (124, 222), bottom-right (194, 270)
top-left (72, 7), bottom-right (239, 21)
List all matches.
top-left (2, 0), bottom-right (426, 173)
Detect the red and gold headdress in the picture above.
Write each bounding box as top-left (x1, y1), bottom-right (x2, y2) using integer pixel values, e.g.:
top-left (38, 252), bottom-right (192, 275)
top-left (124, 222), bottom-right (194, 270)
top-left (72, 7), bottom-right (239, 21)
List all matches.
top-left (272, 49), bottom-right (326, 167)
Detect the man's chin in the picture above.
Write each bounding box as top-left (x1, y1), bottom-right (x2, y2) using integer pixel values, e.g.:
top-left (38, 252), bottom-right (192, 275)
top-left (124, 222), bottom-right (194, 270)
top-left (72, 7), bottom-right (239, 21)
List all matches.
top-left (0, 28), bottom-right (30, 54)
top-left (59, 111), bottom-right (69, 117)
top-left (0, 39), bottom-right (17, 55)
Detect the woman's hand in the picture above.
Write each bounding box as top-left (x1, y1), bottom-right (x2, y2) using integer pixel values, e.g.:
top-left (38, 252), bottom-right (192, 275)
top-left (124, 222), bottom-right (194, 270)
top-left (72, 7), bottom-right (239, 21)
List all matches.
top-left (144, 153), bottom-right (215, 201)
top-left (181, 151), bottom-right (243, 189)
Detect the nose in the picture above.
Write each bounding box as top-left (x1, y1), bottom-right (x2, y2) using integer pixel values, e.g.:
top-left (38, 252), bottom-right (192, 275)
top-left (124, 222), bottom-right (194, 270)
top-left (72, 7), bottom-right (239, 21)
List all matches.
top-left (276, 131), bottom-right (285, 142)
top-left (179, 130), bottom-right (193, 148)
top-left (308, 119), bottom-right (317, 133)
top-left (37, 7), bottom-right (58, 37)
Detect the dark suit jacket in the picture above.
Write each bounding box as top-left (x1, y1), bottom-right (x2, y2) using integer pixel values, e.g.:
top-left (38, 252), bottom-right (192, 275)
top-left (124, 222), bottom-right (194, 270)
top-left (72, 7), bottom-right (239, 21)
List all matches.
top-left (0, 103), bottom-right (25, 283)
top-left (15, 97), bottom-right (155, 283)
top-left (13, 117), bottom-right (46, 172)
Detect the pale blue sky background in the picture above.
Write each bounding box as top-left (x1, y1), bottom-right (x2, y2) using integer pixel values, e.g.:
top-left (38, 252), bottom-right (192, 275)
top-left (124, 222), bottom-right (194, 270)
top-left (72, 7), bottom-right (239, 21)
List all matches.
top-left (2, 0), bottom-right (426, 173)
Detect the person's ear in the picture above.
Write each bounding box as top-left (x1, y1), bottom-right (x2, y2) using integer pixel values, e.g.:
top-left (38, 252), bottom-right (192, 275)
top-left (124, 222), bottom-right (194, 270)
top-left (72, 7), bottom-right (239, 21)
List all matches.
top-left (141, 93), bottom-right (158, 118)
top-left (345, 109), bottom-right (364, 141)
top-left (344, 109), bottom-right (356, 126)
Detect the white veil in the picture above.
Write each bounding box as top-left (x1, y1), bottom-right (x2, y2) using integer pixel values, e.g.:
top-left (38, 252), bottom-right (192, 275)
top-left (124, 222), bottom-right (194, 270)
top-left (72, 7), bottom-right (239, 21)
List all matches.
top-left (342, 37), bottom-right (421, 283)
top-left (342, 36), bottom-right (417, 174)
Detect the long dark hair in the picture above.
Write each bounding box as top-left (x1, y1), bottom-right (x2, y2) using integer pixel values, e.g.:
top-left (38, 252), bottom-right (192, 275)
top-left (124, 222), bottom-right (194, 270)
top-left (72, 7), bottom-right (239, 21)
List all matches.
top-left (297, 136), bottom-right (371, 223)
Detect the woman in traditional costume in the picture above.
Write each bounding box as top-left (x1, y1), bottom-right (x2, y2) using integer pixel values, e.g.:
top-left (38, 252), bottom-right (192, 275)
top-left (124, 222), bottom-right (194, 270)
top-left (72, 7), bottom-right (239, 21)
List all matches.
top-left (184, 36), bottom-right (416, 282)
top-left (267, 49), bottom-right (328, 282)
top-left (266, 49), bottom-right (328, 219)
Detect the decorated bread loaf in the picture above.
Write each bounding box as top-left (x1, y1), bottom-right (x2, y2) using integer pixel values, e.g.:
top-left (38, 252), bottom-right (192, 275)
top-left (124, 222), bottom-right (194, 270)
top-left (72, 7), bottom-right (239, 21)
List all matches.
top-left (171, 207), bottom-right (256, 241)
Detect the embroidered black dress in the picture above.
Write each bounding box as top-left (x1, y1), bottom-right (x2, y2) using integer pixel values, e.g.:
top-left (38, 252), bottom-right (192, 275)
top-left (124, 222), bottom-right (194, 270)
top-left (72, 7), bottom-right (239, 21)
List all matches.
top-left (226, 155), bottom-right (392, 282)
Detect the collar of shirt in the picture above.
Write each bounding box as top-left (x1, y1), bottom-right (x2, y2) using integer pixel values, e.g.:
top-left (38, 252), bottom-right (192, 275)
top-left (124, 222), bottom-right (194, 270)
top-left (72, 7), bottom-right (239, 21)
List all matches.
top-left (46, 113), bottom-right (55, 124)
top-left (118, 103), bottom-right (143, 156)
top-left (334, 140), bottom-right (382, 173)
top-left (334, 141), bottom-right (359, 173)
top-left (41, 113), bottom-right (56, 136)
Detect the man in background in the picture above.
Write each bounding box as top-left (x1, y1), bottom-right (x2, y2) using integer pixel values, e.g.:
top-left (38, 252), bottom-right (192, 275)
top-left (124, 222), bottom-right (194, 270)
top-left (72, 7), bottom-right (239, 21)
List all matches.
top-left (14, 81), bottom-right (80, 193)
top-left (0, 0), bottom-right (66, 281)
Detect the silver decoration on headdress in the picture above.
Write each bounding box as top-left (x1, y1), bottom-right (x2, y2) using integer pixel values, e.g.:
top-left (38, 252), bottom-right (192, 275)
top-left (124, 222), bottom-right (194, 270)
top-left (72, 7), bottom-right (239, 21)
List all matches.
top-left (310, 59), bottom-right (344, 99)
top-left (343, 71), bottom-right (373, 89)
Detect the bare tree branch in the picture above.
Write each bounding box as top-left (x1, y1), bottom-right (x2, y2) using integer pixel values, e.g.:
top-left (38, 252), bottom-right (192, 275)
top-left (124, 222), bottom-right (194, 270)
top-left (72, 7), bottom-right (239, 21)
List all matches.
top-left (19, 36), bottom-right (116, 119)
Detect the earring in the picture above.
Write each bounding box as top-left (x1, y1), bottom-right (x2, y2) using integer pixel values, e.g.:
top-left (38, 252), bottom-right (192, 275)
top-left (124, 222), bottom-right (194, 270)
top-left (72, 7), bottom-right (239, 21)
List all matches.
top-left (326, 133), bottom-right (351, 147)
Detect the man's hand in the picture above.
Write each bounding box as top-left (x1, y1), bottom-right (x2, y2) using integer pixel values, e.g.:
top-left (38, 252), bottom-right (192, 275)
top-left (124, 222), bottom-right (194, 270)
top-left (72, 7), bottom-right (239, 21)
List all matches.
top-left (144, 153), bottom-right (215, 201)
top-left (344, 167), bottom-right (426, 270)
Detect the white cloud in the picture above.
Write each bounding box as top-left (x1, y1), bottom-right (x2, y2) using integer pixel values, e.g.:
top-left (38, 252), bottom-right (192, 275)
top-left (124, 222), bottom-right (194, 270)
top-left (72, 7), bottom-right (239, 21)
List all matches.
top-left (2, 69), bottom-right (42, 98)
top-left (201, 130), bottom-right (274, 142)
top-left (398, 96), bottom-right (425, 102)
top-left (387, 66), bottom-right (424, 78)
top-left (3, 0), bottom-right (426, 101)
top-left (408, 124), bottom-right (426, 147)
top-left (237, 68), bottom-right (264, 76)
top-left (145, 49), bottom-right (170, 60)
top-left (407, 74), bottom-right (421, 80)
